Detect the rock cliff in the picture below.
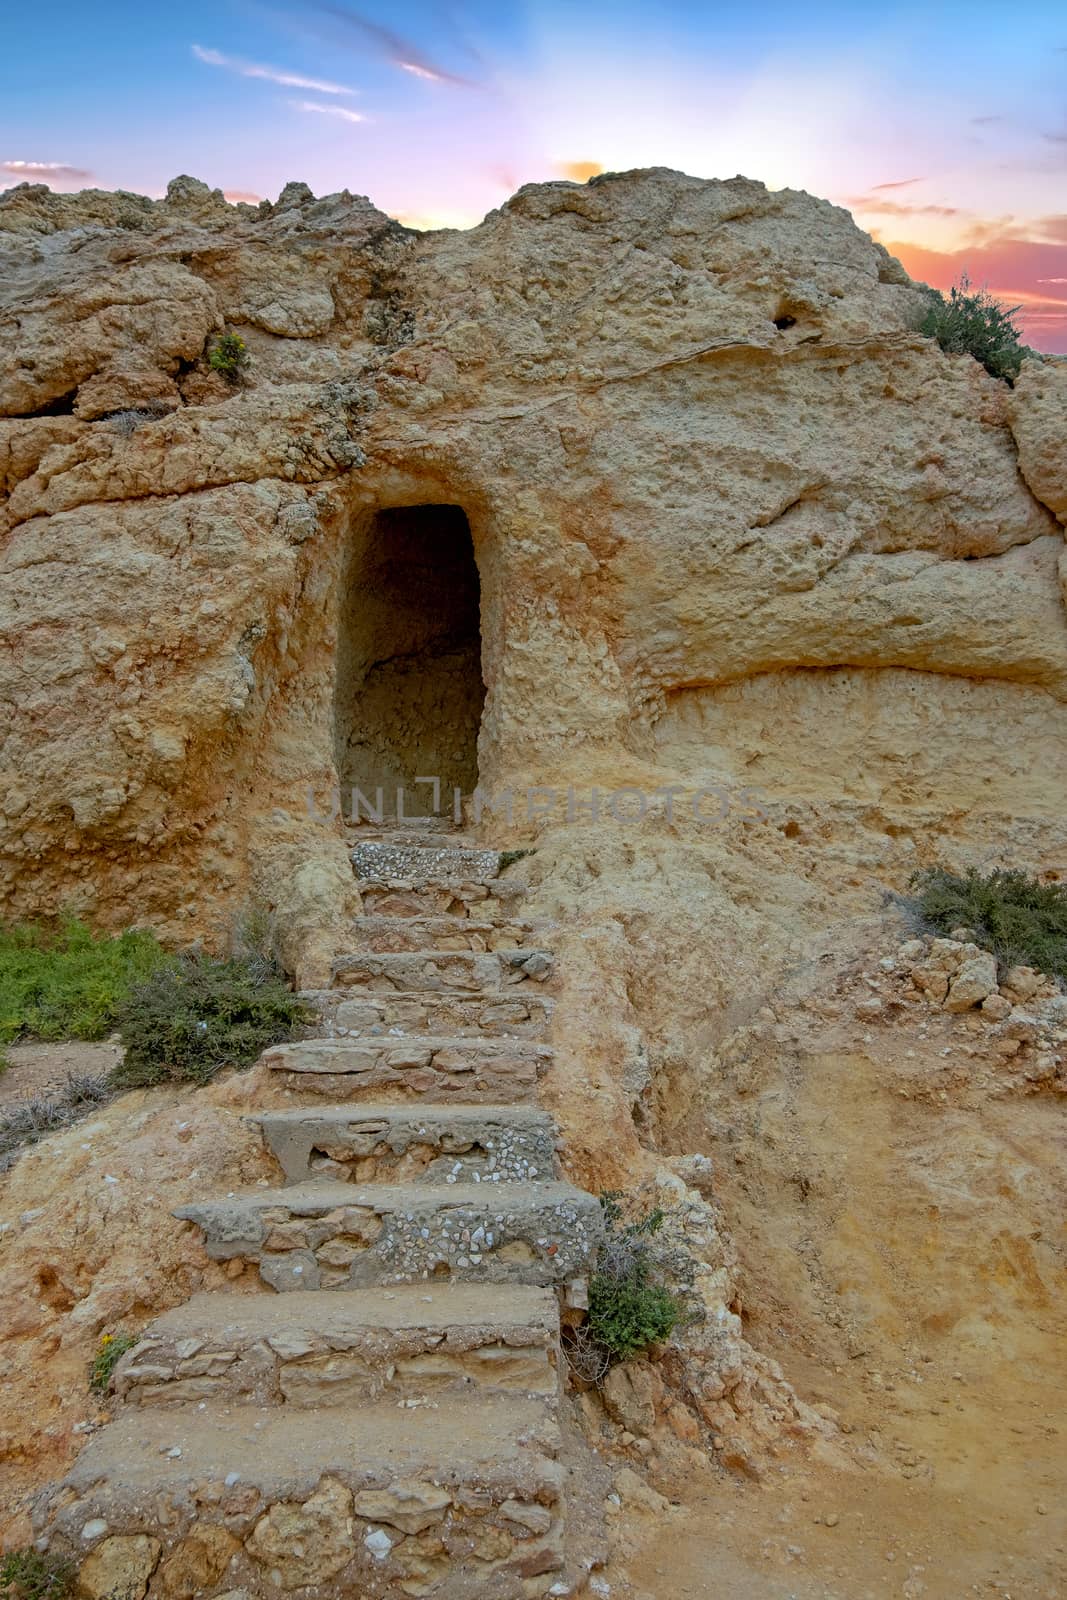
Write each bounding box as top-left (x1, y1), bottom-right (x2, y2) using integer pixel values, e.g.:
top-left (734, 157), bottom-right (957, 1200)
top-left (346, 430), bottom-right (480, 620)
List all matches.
top-left (2, 169), bottom-right (1064, 976)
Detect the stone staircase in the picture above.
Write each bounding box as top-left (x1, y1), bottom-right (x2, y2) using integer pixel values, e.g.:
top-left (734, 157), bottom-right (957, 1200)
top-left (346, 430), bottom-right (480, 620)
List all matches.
top-left (34, 828), bottom-right (603, 1600)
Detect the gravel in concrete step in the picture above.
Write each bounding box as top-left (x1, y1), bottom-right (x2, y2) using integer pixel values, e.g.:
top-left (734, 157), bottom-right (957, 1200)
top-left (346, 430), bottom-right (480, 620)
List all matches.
top-left (331, 948), bottom-right (555, 993)
top-left (351, 840), bottom-right (507, 885)
top-left (36, 1397), bottom-right (565, 1600)
top-left (264, 1035), bottom-right (551, 1105)
top-left (347, 913), bottom-right (539, 954)
top-left (252, 1104), bottom-right (559, 1185)
top-left (113, 1283), bottom-right (560, 1409)
top-left (176, 1180), bottom-right (601, 1290)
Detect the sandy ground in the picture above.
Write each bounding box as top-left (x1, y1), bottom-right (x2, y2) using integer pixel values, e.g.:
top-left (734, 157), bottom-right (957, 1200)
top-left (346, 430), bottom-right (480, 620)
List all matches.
top-left (623, 1368), bottom-right (1064, 1599)
top-left (618, 986), bottom-right (1067, 1600)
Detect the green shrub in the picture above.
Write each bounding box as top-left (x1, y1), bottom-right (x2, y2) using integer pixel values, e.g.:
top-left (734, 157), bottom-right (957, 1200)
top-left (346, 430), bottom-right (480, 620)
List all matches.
top-left (908, 867), bottom-right (1067, 982)
top-left (89, 1329), bottom-right (139, 1394)
top-left (0, 1549), bottom-right (73, 1600)
top-left (585, 1192), bottom-right (687, 1366)
top-left (917, 273), bottom-right (1029, 382)
top-left (0, 920), bottom-right (167, 1047)
top-left (112, 951), bottom-right (312, 1088)
top-left (207, 331), bottom-right (249, 382)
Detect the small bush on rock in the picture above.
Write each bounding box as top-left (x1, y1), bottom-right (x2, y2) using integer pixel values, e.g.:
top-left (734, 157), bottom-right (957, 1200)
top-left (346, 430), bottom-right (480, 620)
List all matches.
top-left (917, 274), bottom-right (1029, 382)
top-left (0, 1549), bottom-right (73, 1600)
top-left (112, 951), bottom-right (312, 1088)
top-left (908, 867), bottom-right (1067, 983)
top-left (207, 330), bottom-right (250, 383)
top-left (0, 919), bottom-right (166, 1046)
top-left (585, 1192), bottom-right (687, 1367)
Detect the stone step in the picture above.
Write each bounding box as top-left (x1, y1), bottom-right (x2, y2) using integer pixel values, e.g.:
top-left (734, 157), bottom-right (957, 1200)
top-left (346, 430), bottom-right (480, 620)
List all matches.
top-left (175, 1180), bottom-right (601, 1291)
top-left (351, 840), bottom-right (510, 885)
top-left (265, 1034), bottom-right (552, 1103)
top-left (112, 1284), bottom-right (561, 1410)
top-left (347, 913), bottom-right (539, 954)
top-left (347, 817), bottom-right (466, 841)
top-left (252, 1104), bottom-right (558, 1185)
top-left (35, 1396), bottom-right (567, 1599)
top-left (304, 987), bottom-right (555, 1041)
top-left (331, 948), bottom-right (555, 993)
top-left (358, 879), bottom-right (527, 919)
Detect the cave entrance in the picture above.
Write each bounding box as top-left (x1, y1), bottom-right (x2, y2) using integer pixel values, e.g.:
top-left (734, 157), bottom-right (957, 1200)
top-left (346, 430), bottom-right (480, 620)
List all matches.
top-left (334, 504), bottom-right (485, 815)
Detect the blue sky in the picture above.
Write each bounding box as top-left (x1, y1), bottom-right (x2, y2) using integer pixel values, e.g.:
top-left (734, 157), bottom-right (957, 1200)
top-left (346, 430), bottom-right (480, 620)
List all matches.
top-left (3, 1), bottom-right (1065, 345)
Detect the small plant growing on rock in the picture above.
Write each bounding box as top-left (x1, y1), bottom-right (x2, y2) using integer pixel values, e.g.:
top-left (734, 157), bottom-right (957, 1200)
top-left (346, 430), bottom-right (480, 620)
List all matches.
top-left (907, 867), bottom-right (1067, 983)
top-left (0, 1549), bottom-right (73, 1599)
top-left (89, 1329), bottom-right (139, 1394)
top-left (112, 951), bottom-right (312, 1088)
top-left (207, 330), bottom-right (250, 383)
top-left (917, 274), bottom-right (1030, 383)
top-left (583, 1192), bottom-right (687, 1370)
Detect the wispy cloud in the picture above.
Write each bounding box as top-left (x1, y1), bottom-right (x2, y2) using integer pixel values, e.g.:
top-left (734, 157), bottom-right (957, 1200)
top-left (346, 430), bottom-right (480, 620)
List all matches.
top-left (192, 44), bottom-right (356, 96)
top-left (291, 99), bottom-right (366, 124)
top-left (848, 194), bottom-right (961, 218)
top-left (872, 176), bottom-right (924, 190)
top-left (312, 5), bottom-right (478, 87)
top-left (224, 189), bottom-right (263, 204)
top-left (1, 158), bottom-right (93, 182)
top-left (971, 115), bottom-right (1004, 126)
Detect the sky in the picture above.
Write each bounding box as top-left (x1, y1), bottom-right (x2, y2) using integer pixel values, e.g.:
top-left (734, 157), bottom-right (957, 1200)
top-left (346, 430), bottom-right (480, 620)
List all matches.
top-left (2, 1), bottom-right (1066, 349)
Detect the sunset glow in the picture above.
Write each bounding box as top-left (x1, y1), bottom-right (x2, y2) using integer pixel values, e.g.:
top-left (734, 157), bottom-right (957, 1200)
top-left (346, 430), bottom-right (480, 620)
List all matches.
top-left (2, 0), bottom-right (1064, 348)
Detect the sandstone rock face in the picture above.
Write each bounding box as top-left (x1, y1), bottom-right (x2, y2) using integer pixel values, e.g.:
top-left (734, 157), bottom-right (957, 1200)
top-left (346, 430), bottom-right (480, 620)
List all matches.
top-left (1, 169), bottom-right (1063, 972)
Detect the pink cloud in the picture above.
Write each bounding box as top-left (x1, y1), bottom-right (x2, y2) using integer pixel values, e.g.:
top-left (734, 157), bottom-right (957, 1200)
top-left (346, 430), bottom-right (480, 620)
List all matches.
top-left (1, 159), bottom-right (93, 183)
top-left (849, 196), bottom-right (962, 218)
top-left (885, 223), bottom-right (1067, 352)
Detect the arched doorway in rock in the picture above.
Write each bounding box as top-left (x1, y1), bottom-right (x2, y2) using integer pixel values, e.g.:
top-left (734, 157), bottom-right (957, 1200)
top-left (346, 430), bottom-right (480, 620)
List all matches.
top-left (333, 504), bottom-right (485, 816)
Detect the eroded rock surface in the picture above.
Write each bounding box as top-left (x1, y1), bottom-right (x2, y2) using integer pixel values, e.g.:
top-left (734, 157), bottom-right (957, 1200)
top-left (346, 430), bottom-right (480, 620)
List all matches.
top-left (1, 169), bottom-right (1064, 977)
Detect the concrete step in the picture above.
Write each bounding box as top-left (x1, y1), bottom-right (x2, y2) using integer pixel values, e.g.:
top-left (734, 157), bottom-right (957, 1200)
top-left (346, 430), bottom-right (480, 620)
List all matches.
top-left (35, 1396), bottom-right (567, 1599)
top-left (304, 987), bottom-right (555, 1041)
top-left (347, 913), bottom-right (539, 954)
top-left (331, 948), bottom-right (555, 993)
top-left (265, 1034), bottom-right (552, 1103)
top-left (351, 840), bottom-right (510, 885)
top-left (176, 1180), bottom-right (601, 1291)
top-left (358, 879), bottom-right (527, 919)
top-left (252, 1104), bottom-right (559, 1185)
top-left (112, 1284), bottom-right (561, 1410)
